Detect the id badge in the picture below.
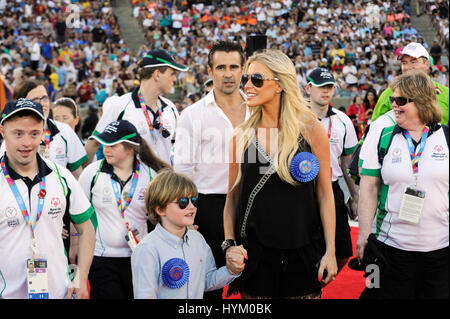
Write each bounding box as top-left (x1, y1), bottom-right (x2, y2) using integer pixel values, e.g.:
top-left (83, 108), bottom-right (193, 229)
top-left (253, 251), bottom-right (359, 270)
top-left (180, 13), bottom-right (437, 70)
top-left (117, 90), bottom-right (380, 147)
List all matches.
top-left (26, 258), bottom-right (49, 299)
top-left (398, 186), bottom-right (426, 224)
top-left (125, 229), bottom-right (139, 251)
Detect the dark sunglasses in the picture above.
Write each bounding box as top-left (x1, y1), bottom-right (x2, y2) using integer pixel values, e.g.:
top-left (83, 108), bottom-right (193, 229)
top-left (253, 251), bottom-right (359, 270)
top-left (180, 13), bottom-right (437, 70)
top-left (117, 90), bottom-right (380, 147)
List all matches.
top-left (389, 96), bottom-right (413, 106)
top-left (241, 73), bottom-right (279, 88)
top-left (173, 196), bottom-right (198, 209)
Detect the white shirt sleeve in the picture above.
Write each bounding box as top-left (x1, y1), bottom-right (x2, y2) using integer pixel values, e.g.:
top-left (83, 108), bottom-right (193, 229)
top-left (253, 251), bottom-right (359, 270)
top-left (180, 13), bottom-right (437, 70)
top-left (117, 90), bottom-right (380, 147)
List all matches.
top-left (55, 121), bottom-right (88, 171)
top-left (51, 162), bottom-right (94, 224)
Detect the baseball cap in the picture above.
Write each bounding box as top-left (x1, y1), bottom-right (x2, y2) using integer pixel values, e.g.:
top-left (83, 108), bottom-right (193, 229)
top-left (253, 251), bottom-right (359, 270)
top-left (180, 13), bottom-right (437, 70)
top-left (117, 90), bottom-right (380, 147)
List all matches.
top-left (307, 68), bottom-right (336, 87)
top-left (399, 42), bottom-right (430, 60)
top-left (1, 98), bottom-right (45, 125)
top-left (89, 120), bottom-right (142, 146)
top-left (139, 49), bottom-right (189, 72)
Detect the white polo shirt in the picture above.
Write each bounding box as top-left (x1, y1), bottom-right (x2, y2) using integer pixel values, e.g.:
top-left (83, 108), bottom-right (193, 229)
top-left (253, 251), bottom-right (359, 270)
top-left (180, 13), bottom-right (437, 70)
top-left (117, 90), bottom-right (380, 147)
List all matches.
top-left (173, 89), bottom-right (249, 194)
top-left (0, 119), bottom-right (88, 172)
top-left (0, 154), bottom-right (94, 299)
top-left (78, 157), bottom-right (155, 257)
top-left (320, 106), bottom-right (358, 181)
top-left (94, 89), bottom-right (178, 164)
top-left (360, 124), bottom-right (449, 252)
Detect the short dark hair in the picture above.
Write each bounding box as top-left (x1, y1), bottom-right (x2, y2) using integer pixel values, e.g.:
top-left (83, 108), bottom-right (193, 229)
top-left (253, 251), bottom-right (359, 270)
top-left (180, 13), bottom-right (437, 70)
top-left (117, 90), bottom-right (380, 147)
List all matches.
top-left (207, 41), bottom-right (245, 68)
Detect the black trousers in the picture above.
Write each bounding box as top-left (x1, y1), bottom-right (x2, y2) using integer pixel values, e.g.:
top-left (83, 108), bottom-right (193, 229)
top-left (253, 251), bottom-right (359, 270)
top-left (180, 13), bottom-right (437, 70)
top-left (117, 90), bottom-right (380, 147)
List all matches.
top-left (332, 181), bottom-right (353, 259)
top-left (360, 241), bottom-right (449, 299)
top-left (195, 193), bottom-right (227, 299)
top-left (88, 256), bottom-right (134, 299)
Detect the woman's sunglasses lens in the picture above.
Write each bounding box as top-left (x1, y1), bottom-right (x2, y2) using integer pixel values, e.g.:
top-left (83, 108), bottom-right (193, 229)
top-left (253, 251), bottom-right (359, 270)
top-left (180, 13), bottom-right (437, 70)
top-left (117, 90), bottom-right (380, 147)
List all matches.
top-left (241, 74), bottom-right (264, 88)
top-left (390, 96), bottom-right (408, 106)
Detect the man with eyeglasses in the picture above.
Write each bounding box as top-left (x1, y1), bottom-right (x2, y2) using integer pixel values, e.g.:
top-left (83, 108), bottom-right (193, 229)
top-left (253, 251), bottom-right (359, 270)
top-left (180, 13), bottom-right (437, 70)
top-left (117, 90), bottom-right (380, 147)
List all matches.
top-left (84, 50), bottom-right (188, 165)
top-left (371, 42), bottom-right (449, 125)
top-left (173, 41), bottom-right (248, 299)
top-left (304, 67), bottom-right (359, 276)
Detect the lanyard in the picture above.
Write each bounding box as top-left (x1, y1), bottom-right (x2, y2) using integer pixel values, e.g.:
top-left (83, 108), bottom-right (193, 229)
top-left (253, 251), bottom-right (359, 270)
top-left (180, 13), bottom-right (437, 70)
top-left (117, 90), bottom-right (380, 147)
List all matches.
top-left (403, 126), bottom-right (429, 182)
top-left (137, 89), bottom-right (164, 137)
top-left (327, 116), bottom-right (333, 139)
top-left (44, 125), bottom-right (51, 150)
top-left (110, 160), bottom-right (140, 232)
top-left (1, 157), bottom-right (46, 256)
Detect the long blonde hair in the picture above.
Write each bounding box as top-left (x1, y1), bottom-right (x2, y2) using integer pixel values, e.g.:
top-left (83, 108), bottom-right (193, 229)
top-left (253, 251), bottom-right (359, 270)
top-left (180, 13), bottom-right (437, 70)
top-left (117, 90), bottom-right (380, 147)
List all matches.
top-left (233, 49), bottom-right (316, 188)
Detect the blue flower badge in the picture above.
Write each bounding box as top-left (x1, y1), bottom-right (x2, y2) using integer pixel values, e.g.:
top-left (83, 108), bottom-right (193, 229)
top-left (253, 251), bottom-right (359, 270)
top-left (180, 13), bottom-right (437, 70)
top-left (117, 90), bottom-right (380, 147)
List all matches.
top-left (290, 152), bottom-right (320, 182)
top-left (162, 258), bottom-right (190, 289)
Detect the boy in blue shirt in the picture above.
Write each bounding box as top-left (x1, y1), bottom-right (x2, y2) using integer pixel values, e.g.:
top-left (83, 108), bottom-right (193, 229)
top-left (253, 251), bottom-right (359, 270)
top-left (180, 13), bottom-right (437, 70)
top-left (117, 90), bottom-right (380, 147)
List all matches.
top-left (131, 170), bottom-right (246, 299)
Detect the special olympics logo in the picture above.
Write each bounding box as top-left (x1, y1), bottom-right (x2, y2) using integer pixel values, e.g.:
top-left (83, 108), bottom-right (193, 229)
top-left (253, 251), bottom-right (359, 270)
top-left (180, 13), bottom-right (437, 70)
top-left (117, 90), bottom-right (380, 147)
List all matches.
top-left (434, 145), bottom-right (444, 153)
top-left (299, 160), bottom-right (312, 174)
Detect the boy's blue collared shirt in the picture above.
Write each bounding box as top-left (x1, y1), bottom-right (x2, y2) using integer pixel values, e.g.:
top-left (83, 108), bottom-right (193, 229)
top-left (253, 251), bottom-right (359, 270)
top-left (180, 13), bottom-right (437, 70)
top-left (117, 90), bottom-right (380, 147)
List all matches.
top-left (131, 223), bottom-right (239, 299)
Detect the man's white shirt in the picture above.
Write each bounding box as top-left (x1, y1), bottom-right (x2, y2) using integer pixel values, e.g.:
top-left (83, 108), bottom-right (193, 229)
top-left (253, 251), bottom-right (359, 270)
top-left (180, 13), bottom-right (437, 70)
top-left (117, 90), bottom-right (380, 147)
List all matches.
top-left (174, 89), bottom-right (248, 194)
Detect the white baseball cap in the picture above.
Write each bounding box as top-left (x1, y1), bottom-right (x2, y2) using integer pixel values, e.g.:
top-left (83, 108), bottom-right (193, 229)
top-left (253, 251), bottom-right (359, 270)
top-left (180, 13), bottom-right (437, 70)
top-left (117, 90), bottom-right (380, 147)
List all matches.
top-left (399, 42), bottom-right (430, 60)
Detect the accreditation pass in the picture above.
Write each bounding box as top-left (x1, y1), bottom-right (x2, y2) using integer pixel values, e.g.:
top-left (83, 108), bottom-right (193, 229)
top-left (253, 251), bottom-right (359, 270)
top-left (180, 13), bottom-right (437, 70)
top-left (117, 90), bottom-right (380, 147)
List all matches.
top-left (27, 258), bottom-right (49, 299)
top-left (398, 186), bottom-right (426, 224)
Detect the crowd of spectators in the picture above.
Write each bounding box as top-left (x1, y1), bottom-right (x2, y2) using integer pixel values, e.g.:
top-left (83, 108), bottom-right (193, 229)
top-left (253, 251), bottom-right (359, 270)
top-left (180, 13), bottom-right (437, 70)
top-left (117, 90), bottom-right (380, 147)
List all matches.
top-left (132, 0), bottom-right (448, 135)
top-left (0, 0), bottom-right (448, 139)
top-left (424, 0), bottom-right (449, 49)
top-left (0, 0), bottom-right (141, 137)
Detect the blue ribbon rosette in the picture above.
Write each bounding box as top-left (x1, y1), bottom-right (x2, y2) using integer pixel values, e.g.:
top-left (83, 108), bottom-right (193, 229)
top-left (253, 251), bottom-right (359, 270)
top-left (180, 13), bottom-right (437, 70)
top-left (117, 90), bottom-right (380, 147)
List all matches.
top-left (162, 258), bottom-right (190, 289)
top-left (290, 152), bottom-right (320, 182)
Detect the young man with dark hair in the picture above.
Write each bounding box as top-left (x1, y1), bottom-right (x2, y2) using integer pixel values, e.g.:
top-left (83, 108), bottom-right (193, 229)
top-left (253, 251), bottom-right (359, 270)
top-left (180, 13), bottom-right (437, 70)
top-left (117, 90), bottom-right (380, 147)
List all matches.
top-left (85, 50), bottom-right (188, 165)
top-left (174, 41), bottom-right (247, 299)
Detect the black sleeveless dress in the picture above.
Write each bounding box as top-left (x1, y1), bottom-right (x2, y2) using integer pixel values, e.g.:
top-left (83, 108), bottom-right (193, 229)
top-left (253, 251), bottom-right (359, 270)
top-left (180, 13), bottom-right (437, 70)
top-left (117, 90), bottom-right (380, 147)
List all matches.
top-left (228, 136), bottom-right (325, 298)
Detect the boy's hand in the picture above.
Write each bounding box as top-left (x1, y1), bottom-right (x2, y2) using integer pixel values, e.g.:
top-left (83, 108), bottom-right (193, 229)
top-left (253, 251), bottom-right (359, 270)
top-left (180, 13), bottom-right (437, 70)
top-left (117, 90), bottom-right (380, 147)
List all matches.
top-left (225, 245), bottom-right (247, 275)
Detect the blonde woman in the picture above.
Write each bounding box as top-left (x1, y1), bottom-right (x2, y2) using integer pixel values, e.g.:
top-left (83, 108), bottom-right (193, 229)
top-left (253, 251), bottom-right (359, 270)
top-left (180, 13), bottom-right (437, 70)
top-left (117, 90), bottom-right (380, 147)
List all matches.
top-left (223, 49), bottom-right (337, 299)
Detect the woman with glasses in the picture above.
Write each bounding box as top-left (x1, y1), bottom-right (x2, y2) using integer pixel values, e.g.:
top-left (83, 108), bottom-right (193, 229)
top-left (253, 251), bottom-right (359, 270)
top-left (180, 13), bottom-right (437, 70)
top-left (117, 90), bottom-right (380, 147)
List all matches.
top-left (78, 120), bottom-right (170, 299)
top-left (357, 70), bottom-right (449, 299)
top-left (131, 169), bottom-right (246, 299)
top-left (223, 49), bottom-right (337, 299)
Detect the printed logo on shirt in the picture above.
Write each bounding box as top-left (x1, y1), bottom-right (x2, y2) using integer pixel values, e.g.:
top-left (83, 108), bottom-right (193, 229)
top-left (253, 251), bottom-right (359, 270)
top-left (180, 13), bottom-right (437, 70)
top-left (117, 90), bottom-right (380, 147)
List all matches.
top-left (329, 132), bottom-right (340, 145)
top-left (3, 206), bottom-right (20, 228)
top-left (392, 148), bottom-right (402, 163)
top-left (102, 187), bottom-right (112, 204)
top-left (48, 197), bottom-right (63, 218)
top-left (431, 144), bottom-right (447, 161)
top-left (138, 187), bottom-right (146, 201)
top-left (55, 146), bottom-right (65, 160)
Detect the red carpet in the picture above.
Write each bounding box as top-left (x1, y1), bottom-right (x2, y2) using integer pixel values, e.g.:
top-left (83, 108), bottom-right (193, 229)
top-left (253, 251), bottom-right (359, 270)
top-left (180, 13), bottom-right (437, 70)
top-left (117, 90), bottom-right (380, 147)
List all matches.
top-left (224, 226), bottom-right (366, 299)
top-left (322, 226), bottom-right (366, 299)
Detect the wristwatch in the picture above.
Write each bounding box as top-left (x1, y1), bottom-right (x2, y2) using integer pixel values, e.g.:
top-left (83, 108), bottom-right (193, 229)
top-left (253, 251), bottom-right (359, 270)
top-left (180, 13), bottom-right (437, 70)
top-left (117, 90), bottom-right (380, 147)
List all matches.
top-left (221, 239), bottom-right (237, 253)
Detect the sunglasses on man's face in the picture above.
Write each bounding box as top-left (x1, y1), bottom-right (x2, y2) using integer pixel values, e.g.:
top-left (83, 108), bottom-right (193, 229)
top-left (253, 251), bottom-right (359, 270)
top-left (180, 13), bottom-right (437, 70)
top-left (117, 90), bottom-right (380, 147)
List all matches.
top-left (173, 196), bottom-right (198, 209)
top-left (241, 73), bottom-right (279, 88)
top-left (389, 96), bottom-right (413, 106)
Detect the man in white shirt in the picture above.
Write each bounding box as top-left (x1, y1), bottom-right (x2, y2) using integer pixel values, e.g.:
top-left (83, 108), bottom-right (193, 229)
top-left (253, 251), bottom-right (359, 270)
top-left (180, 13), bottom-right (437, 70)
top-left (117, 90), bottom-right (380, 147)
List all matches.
top-left (85, 49), bottom-right (188, 165)
top-left (174, 41), bottom-right (247, 299)
top-left (305, 68), bottom-right (359, 274)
